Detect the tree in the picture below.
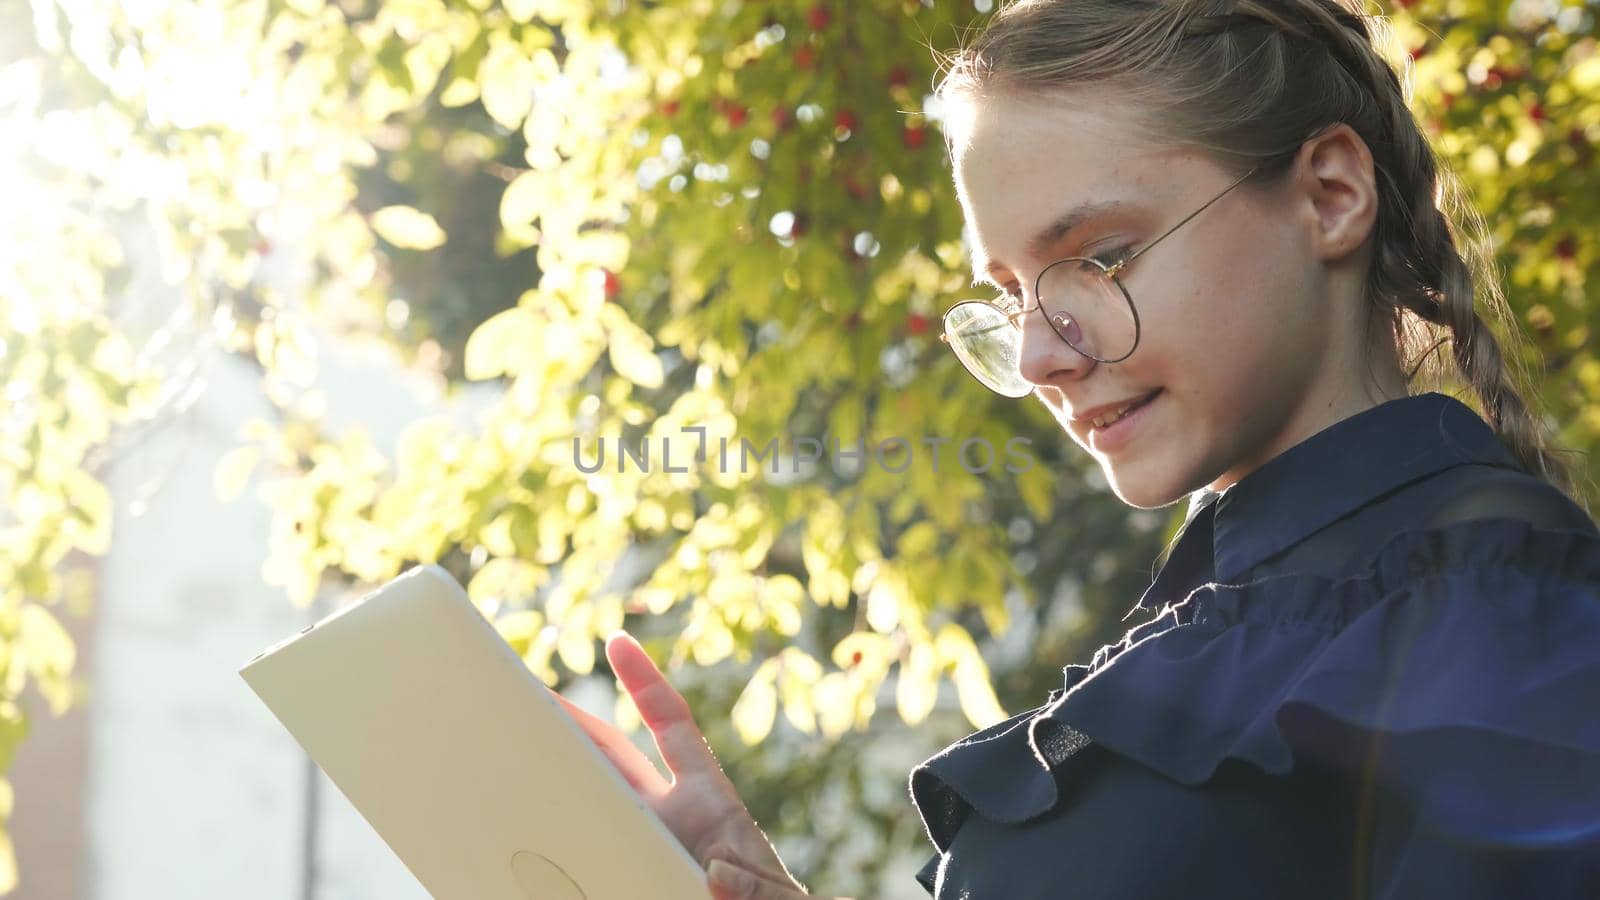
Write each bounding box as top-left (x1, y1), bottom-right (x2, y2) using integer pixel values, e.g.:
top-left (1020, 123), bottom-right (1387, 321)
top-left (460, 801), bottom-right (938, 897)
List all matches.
top-left (2, 0), bottom-right (1595, 893)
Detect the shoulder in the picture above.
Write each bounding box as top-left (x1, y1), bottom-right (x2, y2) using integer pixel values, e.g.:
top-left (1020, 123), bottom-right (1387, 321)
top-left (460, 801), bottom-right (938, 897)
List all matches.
top-left (1414, 463), bottom-right (1596, 534)
top-left (1366, 464), bottom-right (1600, 593)
top-left (1289, 462), bottom-right (1600, 613)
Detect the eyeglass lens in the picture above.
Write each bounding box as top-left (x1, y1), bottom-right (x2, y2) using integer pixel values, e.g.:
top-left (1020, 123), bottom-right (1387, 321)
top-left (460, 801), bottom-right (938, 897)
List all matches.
top-left (942, 260), bottom-right (1137, 396)
top-left (1037, 259), bottom-right (1136, 363)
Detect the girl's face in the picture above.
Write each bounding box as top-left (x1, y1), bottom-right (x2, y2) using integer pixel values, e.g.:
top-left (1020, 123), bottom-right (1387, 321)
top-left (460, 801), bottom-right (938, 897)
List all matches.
top-left (951, 88), bottom-right (1379, 509)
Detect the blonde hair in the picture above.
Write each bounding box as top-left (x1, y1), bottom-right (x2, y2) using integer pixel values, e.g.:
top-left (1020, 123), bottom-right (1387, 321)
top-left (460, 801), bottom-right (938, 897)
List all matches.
top-left (936, 0), bottom-right (1591, 508)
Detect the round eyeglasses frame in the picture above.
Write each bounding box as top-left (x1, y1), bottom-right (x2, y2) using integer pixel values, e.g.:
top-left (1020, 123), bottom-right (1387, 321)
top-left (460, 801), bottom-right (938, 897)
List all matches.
top-left (939, 165), bottom-right (1261, 397)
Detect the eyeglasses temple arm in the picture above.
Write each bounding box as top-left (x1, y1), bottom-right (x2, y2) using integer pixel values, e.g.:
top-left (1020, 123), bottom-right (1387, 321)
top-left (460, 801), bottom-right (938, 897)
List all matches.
top-left (1110, 166), bottom-right (1259, 275)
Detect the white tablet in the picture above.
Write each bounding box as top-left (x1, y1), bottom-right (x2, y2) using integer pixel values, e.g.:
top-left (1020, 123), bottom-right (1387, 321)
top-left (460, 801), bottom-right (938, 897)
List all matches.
top-left (240, 564), bottom-right (710, 899)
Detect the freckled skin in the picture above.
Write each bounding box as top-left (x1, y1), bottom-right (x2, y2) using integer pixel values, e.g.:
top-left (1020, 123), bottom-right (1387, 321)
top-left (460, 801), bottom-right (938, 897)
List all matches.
top-left (950, 87), bottom-right (1405, 509)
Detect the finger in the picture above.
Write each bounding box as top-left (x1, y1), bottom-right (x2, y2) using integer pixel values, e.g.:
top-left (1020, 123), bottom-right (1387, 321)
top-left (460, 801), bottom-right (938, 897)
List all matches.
top-left (706, 861), bottom-right (852, 900)
top-left (700, 839), bottom-right (802, 892)
top-left (548, 686), bottom-right (670, 798)
top-left (605, 631), bottom-right (724, 781)
top-left (707, 860), bottom-right (807, 900)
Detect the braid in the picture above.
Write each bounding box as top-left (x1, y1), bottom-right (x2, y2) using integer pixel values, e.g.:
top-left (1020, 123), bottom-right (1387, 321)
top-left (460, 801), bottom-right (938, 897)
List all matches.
top-left (1210, 0), bottom-right (1588, 504)
top-left (1423, 178), bottom-right (1591, 503)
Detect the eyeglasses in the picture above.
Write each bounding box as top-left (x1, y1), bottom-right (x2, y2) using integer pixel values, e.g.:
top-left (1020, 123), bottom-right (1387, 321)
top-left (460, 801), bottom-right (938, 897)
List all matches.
top-left (939, 166), bottom-right (1259, 398)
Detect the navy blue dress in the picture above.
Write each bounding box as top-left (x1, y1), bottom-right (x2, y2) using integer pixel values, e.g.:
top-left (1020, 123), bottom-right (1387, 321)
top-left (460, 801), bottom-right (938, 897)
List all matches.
top-left (909, 392), bottom-right (1600, 898)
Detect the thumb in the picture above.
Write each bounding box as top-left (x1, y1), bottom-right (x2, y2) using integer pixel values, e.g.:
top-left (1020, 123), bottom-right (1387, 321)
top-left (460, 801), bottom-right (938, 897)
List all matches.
top-left (706, 860), bottom-right (805, 900)
top-left (706, 860), bottom-right (853, 900)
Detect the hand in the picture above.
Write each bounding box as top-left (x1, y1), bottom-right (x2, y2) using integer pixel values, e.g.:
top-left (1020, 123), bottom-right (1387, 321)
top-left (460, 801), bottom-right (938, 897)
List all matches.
top-left (547, 630), bottom-right (806, 895)
top-left (707, 859), bottom-right (855, 900)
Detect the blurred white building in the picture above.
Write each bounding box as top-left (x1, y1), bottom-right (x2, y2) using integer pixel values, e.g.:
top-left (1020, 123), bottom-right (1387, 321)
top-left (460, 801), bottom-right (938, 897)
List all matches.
top-left (11, 327), bottom-right (483, 900)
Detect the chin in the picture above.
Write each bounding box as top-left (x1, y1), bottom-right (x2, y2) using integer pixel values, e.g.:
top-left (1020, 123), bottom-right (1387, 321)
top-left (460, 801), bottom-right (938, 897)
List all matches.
top-left (1105, 467), bottom-right (1190, 510)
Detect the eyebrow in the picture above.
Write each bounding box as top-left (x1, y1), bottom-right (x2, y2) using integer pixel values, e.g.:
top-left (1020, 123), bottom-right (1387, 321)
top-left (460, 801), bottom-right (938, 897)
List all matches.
top-left (970, 199), bottom-right (1128, 288)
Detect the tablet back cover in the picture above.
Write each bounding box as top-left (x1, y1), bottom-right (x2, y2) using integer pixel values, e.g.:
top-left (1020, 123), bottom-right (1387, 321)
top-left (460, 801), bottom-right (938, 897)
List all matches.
top-left (240, 565), bottom-right (708, 899)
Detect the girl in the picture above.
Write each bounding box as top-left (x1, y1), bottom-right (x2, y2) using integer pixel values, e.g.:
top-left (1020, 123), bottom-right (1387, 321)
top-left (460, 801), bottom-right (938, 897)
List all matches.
top-left (554, 0), bottom-right (1600, 896)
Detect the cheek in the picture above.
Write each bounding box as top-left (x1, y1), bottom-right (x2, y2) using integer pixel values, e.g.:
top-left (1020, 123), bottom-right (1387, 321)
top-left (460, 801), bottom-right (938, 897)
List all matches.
top-left (1130, 279), bottom-right (1224, 372)
top-left (1034, 389), bottom-right (1087, 445)
top-left (1140, 238), bottom-right (1291, 369)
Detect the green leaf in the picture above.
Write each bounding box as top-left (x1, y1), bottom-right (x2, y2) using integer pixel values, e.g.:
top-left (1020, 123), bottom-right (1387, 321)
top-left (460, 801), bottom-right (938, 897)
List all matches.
top-left (214, 445), bottom-right (260, 503)
top-left (555, 607), bottom-right (596, 675)
top-left (864, 563), bottom-right (905, 634)
top-left (370, 205), bottom-right (447, 250)
top-left (0, 826), bottom-right (15, 895)
top-left (18, 605), bottom-right (74, 714)
top-left (731, 658), bottom-right (779, 745)
top-left (894, 642), bottom-right (938, 726)
top-left (937, 624), bottom-right (1007, 729)
top-left (500, 171), bottom-right (547, 230)
top-left (494, 609), bottom-right (545, 656)
top-left (467, 557), bottom-right (548, 606)
top-left (463, 307), bottom-right (539, 381)
top-left (478, 36), bottom-right (538, 130)
top-left (503, 0), bottom-right (539, 24)
top-left (63, 469), bottom-right (112, 556)
top-left (813, 672), bottom-right (854, 740)
top-left (607, 319), bottom-right (664, 389)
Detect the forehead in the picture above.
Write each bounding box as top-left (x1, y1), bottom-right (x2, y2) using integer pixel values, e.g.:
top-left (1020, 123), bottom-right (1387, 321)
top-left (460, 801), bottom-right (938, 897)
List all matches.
top-left (951, 90), bottom-right (1181, 278)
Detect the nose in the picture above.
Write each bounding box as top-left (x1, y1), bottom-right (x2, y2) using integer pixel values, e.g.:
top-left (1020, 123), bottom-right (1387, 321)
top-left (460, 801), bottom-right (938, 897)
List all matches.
top-left (1016, 301), bottom-right (1095, 390)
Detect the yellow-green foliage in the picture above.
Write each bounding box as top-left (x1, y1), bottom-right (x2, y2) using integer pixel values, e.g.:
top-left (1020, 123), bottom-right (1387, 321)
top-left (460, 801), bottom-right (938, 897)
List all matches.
top-left (2, 0), bottom-right (1596, 892)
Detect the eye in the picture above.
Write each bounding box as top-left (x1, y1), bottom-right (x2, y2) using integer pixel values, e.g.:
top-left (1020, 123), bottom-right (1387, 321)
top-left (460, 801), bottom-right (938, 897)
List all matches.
top-left (994, 287), bottom-right (1024, 314)
top-left (1089, 244), bottom-right (1132, 269)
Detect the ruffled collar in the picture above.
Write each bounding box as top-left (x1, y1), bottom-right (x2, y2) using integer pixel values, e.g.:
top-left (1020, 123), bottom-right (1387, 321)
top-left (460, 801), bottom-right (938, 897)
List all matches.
top-left (1134, 392), bottom-right (1521, 616)
top-left (908, 395), bottom-right (1600, 860)
top-left (911, 519), bottom-right (1600, 856)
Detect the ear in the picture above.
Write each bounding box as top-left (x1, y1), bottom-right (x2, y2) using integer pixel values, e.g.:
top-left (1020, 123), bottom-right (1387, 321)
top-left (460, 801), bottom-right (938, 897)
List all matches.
top-left (1292, 123), bottom-right (1378, 263)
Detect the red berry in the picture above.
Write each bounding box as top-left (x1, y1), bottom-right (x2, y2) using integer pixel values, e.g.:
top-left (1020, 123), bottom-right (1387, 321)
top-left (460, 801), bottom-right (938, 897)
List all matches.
top-left (906, 313), bottom-right (929, 335)
top-left (795, 45), bottom-right (816, 70)
top-left (807, 4), bottom-right (830, 31)
top-left (903, 124), bottom-right (926, 149)
top-left (1394, 0), bottom-right (1413, 8)
top-left (1556, 235), bottom-right (1576, 260)
top-left (1529, 102), bottom-right (1545, 123)
top-left (888, 66), bottom-right (909, 88)
top-left (1408, 45), bottom-right (1428, 61)
top-left (849, 650), bottom-right (864, 666)
top-left (726, 104), bottom-right (747, 127)
top-left (1441, 92), bottom-right (1455, 111)
top-left (771, 106), bottom-right (793, 130)
top-left (834, 109), bottom-right (857, 132)
top-left (661, 99), bottom-right (680, 117)
top-left (603, 269), bottom-right (621, 298)
top-left (843, 177), bottom-right (869, 200)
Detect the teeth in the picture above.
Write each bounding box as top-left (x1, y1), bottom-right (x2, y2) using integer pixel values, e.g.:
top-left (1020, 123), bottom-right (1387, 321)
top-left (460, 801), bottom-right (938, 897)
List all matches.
top-left (1091, 396), bottom-right (1145, 429)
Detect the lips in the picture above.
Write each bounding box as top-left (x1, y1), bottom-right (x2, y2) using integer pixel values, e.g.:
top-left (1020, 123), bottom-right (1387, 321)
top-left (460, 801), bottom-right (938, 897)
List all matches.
top-left (1084, 388), bottom-right (1163, 454)
top-left (1083, 389), bottom-right (1161, 429)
